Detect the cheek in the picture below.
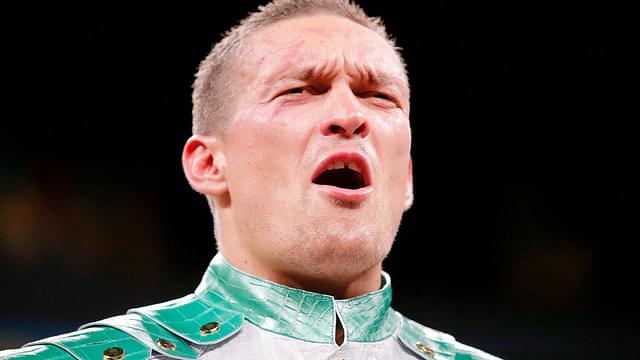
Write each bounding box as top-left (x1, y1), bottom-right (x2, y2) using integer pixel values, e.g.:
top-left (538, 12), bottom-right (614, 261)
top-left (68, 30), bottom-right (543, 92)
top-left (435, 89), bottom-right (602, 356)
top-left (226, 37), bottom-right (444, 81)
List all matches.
top-left (376, 113), bottom-right (412, 157)
top-left (377, 117), bottom-right (412, 185)
top-left (223, 110), bottom-right (307, 193)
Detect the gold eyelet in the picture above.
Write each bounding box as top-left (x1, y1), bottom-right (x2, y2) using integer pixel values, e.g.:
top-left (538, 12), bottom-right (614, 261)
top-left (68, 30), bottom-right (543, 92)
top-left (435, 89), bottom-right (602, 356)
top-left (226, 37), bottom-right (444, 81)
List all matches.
top-left (156, 338), bottom-right (176, 351)
top-left (200, 321), bottom-right (221, 336)
top-left (416, 342), bottom-right (435, 357)
top-left (103, 346), bottom-right (124, 360)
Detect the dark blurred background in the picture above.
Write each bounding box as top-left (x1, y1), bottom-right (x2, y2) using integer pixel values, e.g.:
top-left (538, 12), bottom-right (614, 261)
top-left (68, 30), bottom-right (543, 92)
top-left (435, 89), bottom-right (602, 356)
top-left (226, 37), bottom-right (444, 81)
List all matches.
top-left (1, 1), bottom-right (638, 359)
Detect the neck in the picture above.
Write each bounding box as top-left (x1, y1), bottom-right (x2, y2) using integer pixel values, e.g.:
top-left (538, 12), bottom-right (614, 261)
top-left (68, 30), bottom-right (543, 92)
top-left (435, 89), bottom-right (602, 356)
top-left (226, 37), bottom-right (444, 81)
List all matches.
top-left (222, 250), bottom-right (383, 299)
top-left (215, 211), bottom-right (385, 299)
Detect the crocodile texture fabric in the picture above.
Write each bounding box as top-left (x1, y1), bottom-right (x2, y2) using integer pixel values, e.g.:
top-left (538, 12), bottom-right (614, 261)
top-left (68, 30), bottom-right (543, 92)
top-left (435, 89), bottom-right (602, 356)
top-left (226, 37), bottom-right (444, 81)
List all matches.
top-left (80, 313), bottom-right (199, 358)
top-left (24, 327), bottom-right (150, 360)
top-left (128, 295), bottom-right (245, 345)
top-left (192, 254), bottom-right (397, 344)
top-left (0, 344), bottom-right (72, 360)
top-left (0, 253), bottom-right (502, 360)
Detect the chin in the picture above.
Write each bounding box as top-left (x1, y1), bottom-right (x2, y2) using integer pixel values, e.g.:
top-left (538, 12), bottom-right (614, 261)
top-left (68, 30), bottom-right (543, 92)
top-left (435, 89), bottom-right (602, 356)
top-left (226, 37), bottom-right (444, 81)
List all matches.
top-left (280, 205), bottom-right (400, 279)
top-left (310, 230), bottom-right (390, 272)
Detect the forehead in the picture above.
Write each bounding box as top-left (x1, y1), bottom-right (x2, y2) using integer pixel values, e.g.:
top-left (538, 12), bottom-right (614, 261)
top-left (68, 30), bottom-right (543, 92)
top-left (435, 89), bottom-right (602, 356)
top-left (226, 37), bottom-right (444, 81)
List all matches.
top-left (242, 14), bottom-right (407, 85)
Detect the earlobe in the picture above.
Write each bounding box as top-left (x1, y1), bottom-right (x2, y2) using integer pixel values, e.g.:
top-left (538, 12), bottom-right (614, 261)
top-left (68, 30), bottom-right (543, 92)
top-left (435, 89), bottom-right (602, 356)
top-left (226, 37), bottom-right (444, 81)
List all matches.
top-left (182, 135), bottom-right (228, 196)
top-left (404, 157), bottom-right (414, 211)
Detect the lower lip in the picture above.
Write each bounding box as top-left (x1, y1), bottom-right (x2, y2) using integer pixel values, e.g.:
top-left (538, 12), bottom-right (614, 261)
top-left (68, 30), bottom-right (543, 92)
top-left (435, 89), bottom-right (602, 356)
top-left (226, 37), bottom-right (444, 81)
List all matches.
top-left (313, 184), bottom-right (372, 202)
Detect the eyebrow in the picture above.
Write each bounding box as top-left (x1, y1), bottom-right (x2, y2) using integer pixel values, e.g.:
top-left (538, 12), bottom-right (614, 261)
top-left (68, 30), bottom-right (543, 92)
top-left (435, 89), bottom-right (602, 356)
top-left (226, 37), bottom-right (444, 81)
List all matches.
top-left (265, 63), bottom-right (407, 94)
top-left (269, 63), bottom-right (335, 84)
top-left (361, 67), bottom-right (402, 89)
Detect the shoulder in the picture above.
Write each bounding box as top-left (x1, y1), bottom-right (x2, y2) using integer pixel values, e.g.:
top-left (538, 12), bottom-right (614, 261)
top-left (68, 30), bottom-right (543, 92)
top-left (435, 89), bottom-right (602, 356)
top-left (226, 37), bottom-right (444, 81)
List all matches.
top-left (0, 294), bottom-right (244, 360)
top-left (396, 312), bottom-right (503, 360)
top-left (0, 325), bottom-right (151, 360)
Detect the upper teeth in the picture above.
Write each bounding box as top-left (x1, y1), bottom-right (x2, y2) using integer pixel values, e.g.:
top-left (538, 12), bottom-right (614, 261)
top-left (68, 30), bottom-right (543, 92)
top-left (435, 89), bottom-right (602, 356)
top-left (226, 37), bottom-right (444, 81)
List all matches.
top-left (326, 160), bottom-right (361, 172)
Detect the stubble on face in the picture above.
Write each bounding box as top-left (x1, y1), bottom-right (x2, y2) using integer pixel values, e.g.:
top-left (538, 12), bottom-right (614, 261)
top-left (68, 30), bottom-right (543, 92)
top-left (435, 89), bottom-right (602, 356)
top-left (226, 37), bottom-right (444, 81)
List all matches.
top-left (216, 14), bottom-right (411, 295)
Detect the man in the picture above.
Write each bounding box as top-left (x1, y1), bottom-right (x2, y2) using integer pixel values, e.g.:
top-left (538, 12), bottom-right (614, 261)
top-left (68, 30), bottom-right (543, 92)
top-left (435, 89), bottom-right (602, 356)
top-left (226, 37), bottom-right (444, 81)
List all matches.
top-left (1, 1), bottom-right (501, 359)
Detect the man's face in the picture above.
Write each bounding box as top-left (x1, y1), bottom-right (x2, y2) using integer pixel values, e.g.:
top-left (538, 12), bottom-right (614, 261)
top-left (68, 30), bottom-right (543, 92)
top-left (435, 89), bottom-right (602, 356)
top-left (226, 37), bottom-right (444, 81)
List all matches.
top-left (220, 14), bottom-right (412, 281)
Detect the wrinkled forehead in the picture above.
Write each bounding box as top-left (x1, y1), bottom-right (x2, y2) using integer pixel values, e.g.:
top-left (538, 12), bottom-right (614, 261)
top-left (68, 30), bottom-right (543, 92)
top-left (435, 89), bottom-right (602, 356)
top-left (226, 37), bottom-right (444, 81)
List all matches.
top-left (241, 14), bottom-right (408, 87)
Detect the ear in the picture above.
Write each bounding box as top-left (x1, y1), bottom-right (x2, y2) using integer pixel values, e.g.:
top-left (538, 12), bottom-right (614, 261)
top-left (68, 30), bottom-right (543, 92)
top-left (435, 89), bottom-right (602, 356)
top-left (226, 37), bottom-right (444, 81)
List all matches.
top-left (404, 157), bottom-right (414, 211)
top-left (182, 135), bottom-right (228, 196)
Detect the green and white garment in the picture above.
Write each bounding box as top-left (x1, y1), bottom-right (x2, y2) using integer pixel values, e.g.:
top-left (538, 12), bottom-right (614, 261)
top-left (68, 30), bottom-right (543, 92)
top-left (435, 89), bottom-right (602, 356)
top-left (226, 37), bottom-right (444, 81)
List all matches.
top-left (0, 254), bottom-right (501, 360)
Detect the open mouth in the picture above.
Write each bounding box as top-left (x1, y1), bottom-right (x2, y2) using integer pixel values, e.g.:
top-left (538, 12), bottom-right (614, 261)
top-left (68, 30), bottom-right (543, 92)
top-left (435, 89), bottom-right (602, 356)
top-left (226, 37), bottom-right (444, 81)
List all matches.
top-left (312, 153), bottom-right (371, 190)
top-left (313, 162), bottom-right (365, 189)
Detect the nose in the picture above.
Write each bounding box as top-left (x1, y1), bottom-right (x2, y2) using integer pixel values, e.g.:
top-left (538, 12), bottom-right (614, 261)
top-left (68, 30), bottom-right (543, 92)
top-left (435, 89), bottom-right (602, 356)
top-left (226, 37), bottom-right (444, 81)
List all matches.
top-left (319, 85), bottom-right (370, 139)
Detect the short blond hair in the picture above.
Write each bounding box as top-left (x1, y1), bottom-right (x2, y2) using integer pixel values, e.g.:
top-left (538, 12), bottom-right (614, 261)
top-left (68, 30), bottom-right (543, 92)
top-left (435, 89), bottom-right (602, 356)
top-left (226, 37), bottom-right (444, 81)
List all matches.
top-left (191, 0), bottom-right (406, 136)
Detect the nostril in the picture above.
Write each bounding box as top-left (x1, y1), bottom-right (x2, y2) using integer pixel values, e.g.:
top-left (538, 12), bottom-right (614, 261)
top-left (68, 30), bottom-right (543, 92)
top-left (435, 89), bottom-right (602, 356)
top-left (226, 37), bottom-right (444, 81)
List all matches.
top-left (329, 124), bottom-right (342, 134)
top-left (321, 118), bottom-right (369, 138)
top-left (354, 123), bottom-right (368, 135)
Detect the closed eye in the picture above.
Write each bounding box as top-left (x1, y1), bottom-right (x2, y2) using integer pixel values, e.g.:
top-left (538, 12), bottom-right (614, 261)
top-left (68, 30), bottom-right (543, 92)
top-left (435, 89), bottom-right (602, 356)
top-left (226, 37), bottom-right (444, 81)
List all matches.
top-left (281, 87), bottom-right (305, 95)
top-left (370, 92), bottom-right (393, 101)
top-left (360, 91), bottom-right (400, 107)
top-left (276, 86), bottom-right (316, 98)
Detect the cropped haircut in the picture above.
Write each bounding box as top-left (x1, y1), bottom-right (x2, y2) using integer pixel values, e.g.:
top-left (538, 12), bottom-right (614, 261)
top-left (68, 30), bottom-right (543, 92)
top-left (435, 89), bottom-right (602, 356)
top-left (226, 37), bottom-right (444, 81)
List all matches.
top-left (191, 0), bottom-right (406, 136)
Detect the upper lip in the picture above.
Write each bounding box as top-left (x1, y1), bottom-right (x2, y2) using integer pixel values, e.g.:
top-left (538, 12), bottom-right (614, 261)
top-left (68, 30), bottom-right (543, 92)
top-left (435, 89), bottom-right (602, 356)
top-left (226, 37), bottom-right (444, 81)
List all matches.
top-left (311, 152), bottom-right (372, 187)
